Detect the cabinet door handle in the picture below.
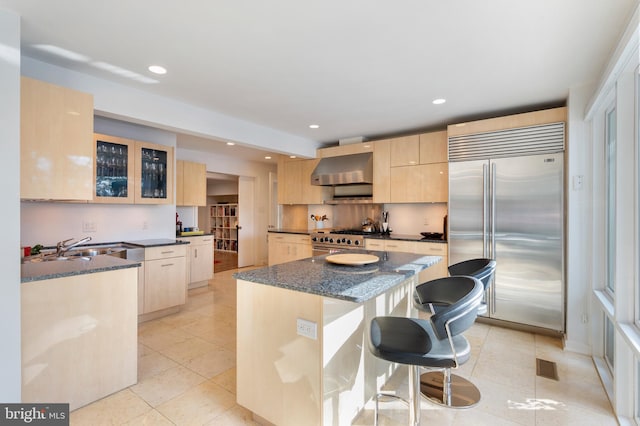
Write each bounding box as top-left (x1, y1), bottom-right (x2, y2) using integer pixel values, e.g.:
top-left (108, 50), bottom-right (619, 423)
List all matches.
top-left (161, 250), bottom-right (174, 255)
top-left (161, 263), bottom-right (174, 267)
top-left (195, 248), bottom-right (198, 258)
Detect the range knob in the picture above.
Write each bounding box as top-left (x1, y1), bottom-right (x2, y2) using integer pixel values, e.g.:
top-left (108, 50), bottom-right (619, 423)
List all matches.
top-left (329, 238), bottom-right (334, 243)
top-left (354, 240), bottom-right (360, 246)
top-left (346, 239), bottom-right (352, 245)
top-left (311, 237), bottom-right (318, 242)
top-left (341, 238), bottom-right (346, 243)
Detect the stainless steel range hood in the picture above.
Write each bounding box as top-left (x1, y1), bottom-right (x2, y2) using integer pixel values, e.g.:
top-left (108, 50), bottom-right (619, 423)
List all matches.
top-left (310, 152), bottom-right (373, 186)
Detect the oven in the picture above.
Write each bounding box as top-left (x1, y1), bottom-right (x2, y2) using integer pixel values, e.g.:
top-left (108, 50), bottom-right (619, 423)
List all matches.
top-left (310, 230), bottom-right (370, 256)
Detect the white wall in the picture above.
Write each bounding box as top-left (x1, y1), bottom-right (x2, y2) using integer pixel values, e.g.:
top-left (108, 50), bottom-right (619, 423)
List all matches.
top-left (208, 180), bottom-right (238, 196)
top-left (564, 83), bottom-right (596, 354)
top-left (0, 8), bottom-right (22, 402)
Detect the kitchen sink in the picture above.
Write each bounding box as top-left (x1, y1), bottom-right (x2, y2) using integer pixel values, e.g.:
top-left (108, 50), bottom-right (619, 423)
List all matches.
top-left (24, 242), bottom-right (144, 263)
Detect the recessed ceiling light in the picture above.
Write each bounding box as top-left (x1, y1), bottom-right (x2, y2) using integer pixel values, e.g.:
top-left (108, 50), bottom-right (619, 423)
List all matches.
top-left (289, 155), bottom-right (297, 159)
top-left (432, 98), bottom-right (446, 105)
top-left (265, 156), bottom-right (272, 160)
top-left (309, 124), bottom-right (319, 129)
top-left (226, 142), bottom-right (235, 146)
top-left (148, 65), bottom-right (167, 75)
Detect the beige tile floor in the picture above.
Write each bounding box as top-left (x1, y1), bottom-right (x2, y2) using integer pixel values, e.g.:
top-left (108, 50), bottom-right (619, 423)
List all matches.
top-left (70, 268), bottom-right (617, 425)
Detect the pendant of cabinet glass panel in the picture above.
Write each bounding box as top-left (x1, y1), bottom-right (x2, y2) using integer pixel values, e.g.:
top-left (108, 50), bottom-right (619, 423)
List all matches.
top-left (134, 140), bottom-right (174, 204)
top-left (93, 133), bottom-right (135, 203)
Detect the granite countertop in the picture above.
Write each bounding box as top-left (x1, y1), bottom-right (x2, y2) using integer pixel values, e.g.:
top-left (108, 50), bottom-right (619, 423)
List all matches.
top-left (125, 238), bottom-right (190, 247)
top-left (267, 228), bottom-right (313, 235)
top-left (176, 233), bottom-right (213, 238)
top-left (365, 233), bottom-right (447, 244)
top-left (267, 228), bottom-right (446, 243)
top-left (234, 250), bottom-right (441, 303)
top-left (21, 256), bottom-right (141, 283)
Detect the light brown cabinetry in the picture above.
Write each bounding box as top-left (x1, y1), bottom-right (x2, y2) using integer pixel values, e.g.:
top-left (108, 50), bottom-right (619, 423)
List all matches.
top-left (419, 131), bottom-right (448, 164)
top-left (277, 157), bottom-right (331, 204)
top-left (268, 233), bottom-right (312, 265)
top-left (21, 76), bottom-right (94, 200)
top-left (390, 162), bottom-right (448, 203)
top-left (186, 235), bottom-right (214, 287)
top-left (21, 267), bottom-right (138, 410)
top-left (93, 133), bottom-right (174, 204)
top-left (389, 135), bottom-right (420, 167)
top-left (413, 241), bottom-right (448, 283)
top-left (372, 139), bottom-right (391, 203)
top-left (142, 245), bottom-right (187, 314)
top-left (134, 140), bottom-right (174, 204)
top-left (176, 160), bottom-right (206, 206)
top-left (388, 130), bottom-right (448, 203)
top-left (94, 133), bottom-right (136, 203)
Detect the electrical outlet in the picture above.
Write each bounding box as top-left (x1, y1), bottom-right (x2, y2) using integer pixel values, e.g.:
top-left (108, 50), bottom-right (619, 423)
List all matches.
top-left (296, 318), bottom-right (317, 340)
top-left (82, 221), bottom-right (97, 232)
top-left (424, 218), bottom-right (430, 226)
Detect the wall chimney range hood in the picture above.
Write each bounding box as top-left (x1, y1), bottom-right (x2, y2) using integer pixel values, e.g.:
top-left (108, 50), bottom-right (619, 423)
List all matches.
top-left (310, 152), bottom-right (373, 186)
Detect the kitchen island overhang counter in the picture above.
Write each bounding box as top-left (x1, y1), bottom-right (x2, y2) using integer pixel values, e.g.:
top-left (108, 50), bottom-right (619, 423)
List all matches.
top-left (233, 250), bottom-right (441, 303)
top-left (234, 251), bottom-right (442, 426)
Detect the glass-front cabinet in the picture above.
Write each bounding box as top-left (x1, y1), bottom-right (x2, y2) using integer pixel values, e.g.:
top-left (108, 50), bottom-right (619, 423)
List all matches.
top-left (94, 134), bottom-right (135, 203)
top-left (93, 133), bottom-right (173, 204)
top-left (134, 140), bottom-right (174, 204)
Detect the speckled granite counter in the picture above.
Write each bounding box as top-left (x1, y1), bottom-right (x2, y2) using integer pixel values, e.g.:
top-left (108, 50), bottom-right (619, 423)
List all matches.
top-left (234, 250), bottom-right (441, 303)
top-left (125, 238), bottom-right (190, 247)
top-left (21, 256), bottom-right (141, 283)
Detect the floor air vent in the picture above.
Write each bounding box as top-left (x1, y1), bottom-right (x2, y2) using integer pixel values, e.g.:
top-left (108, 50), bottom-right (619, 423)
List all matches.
top-left (536, 358), bottom-right (559, 381)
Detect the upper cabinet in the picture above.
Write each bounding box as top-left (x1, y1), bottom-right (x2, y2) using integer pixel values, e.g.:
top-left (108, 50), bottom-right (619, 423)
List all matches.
top-left (134, 140), bottom-right (174, 204)
top-left (419, 131), bottom-right (448, 164)
top-left (93, 133), bottom-right (174, 204)
top-left (388, 130), bottom-right (448, 203)
top-left (21, 77), bottom-right (94, 201)
top-left (94, 133), bottom-right (135, 203)
top-left (389, 135), bottom-right (420, 167)
top-left (176, 160), bottom-right (206, 206)
top-left (277, 157), bottom-right (332, 205)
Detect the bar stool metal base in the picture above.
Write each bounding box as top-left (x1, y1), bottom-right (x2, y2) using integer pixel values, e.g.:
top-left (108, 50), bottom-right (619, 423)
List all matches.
top-left (419, 371), bottom-right (481, 409)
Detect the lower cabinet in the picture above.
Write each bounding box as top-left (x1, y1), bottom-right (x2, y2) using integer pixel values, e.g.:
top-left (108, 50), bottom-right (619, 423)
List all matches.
top-left (187, 235), bottom-right (214, 288)
top-left (268, 233), bottom-right (312, 266)
top-left (22, 267), bottom-right (138, 411)
top-left (141, 245), bottom-right (187, 315)
top-left (365, 238), bottom-right (448, 283)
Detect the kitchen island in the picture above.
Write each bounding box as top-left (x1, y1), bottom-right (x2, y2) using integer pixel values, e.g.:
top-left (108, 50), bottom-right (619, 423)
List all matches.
top-left (234, 251), bottom-right (441, 426)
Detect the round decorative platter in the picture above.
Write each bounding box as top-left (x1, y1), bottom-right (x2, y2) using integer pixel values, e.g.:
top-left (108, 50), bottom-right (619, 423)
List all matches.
top-left (325, 253), bottom-right (379, 266)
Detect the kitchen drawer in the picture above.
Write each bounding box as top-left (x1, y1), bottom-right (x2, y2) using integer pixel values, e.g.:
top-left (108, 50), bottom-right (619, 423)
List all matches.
top-left (269, 233), bottom-right (310, 245)
top-left (145, 244), bottom-right (187, 261)
top-left (414, 242), bottom-right (447, 256)
top-left (365, 239), bottom-right (385, 250)
top-left (383, 240), bottom-right (416, 253)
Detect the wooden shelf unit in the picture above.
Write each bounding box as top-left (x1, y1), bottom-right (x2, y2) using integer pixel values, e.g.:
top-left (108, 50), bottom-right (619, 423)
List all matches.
top-left (210, 203), bottom-right (238, 252)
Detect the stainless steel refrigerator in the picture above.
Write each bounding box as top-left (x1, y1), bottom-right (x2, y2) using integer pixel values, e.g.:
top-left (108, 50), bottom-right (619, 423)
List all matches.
top-left (448, 123), bottom-right (565, 333)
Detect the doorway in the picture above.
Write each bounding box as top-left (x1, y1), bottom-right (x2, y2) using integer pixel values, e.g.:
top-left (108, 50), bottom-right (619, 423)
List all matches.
top-left (201, 172), bottom-right (255, 272)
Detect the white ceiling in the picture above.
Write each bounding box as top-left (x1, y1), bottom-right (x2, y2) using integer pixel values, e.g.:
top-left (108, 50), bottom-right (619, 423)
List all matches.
top-left (2, 0), bottom-right (637, 162)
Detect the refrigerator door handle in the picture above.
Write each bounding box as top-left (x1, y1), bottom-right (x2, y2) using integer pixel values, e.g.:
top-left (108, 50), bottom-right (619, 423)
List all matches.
top-left (491, 162), bottom-right (497, 314)
top-left (483, 164), bottom-right (488, 257)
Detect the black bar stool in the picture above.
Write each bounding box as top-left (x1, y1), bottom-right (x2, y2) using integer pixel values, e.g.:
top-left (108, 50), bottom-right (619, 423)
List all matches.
top-left (413, 258), bottom-right (496, 409)
top-left (369, 276), bottom-right (483, 425)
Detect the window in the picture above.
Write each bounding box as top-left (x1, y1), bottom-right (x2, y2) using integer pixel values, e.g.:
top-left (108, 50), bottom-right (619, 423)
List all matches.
top-left (605, 315), bottom-right (615, 370)
top-left (605, 106), bottom-right (616, 295)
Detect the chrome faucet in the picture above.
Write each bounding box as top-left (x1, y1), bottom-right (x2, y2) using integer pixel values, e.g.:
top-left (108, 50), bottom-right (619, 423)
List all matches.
top-left (56, 236), bottom-right (92, 256)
